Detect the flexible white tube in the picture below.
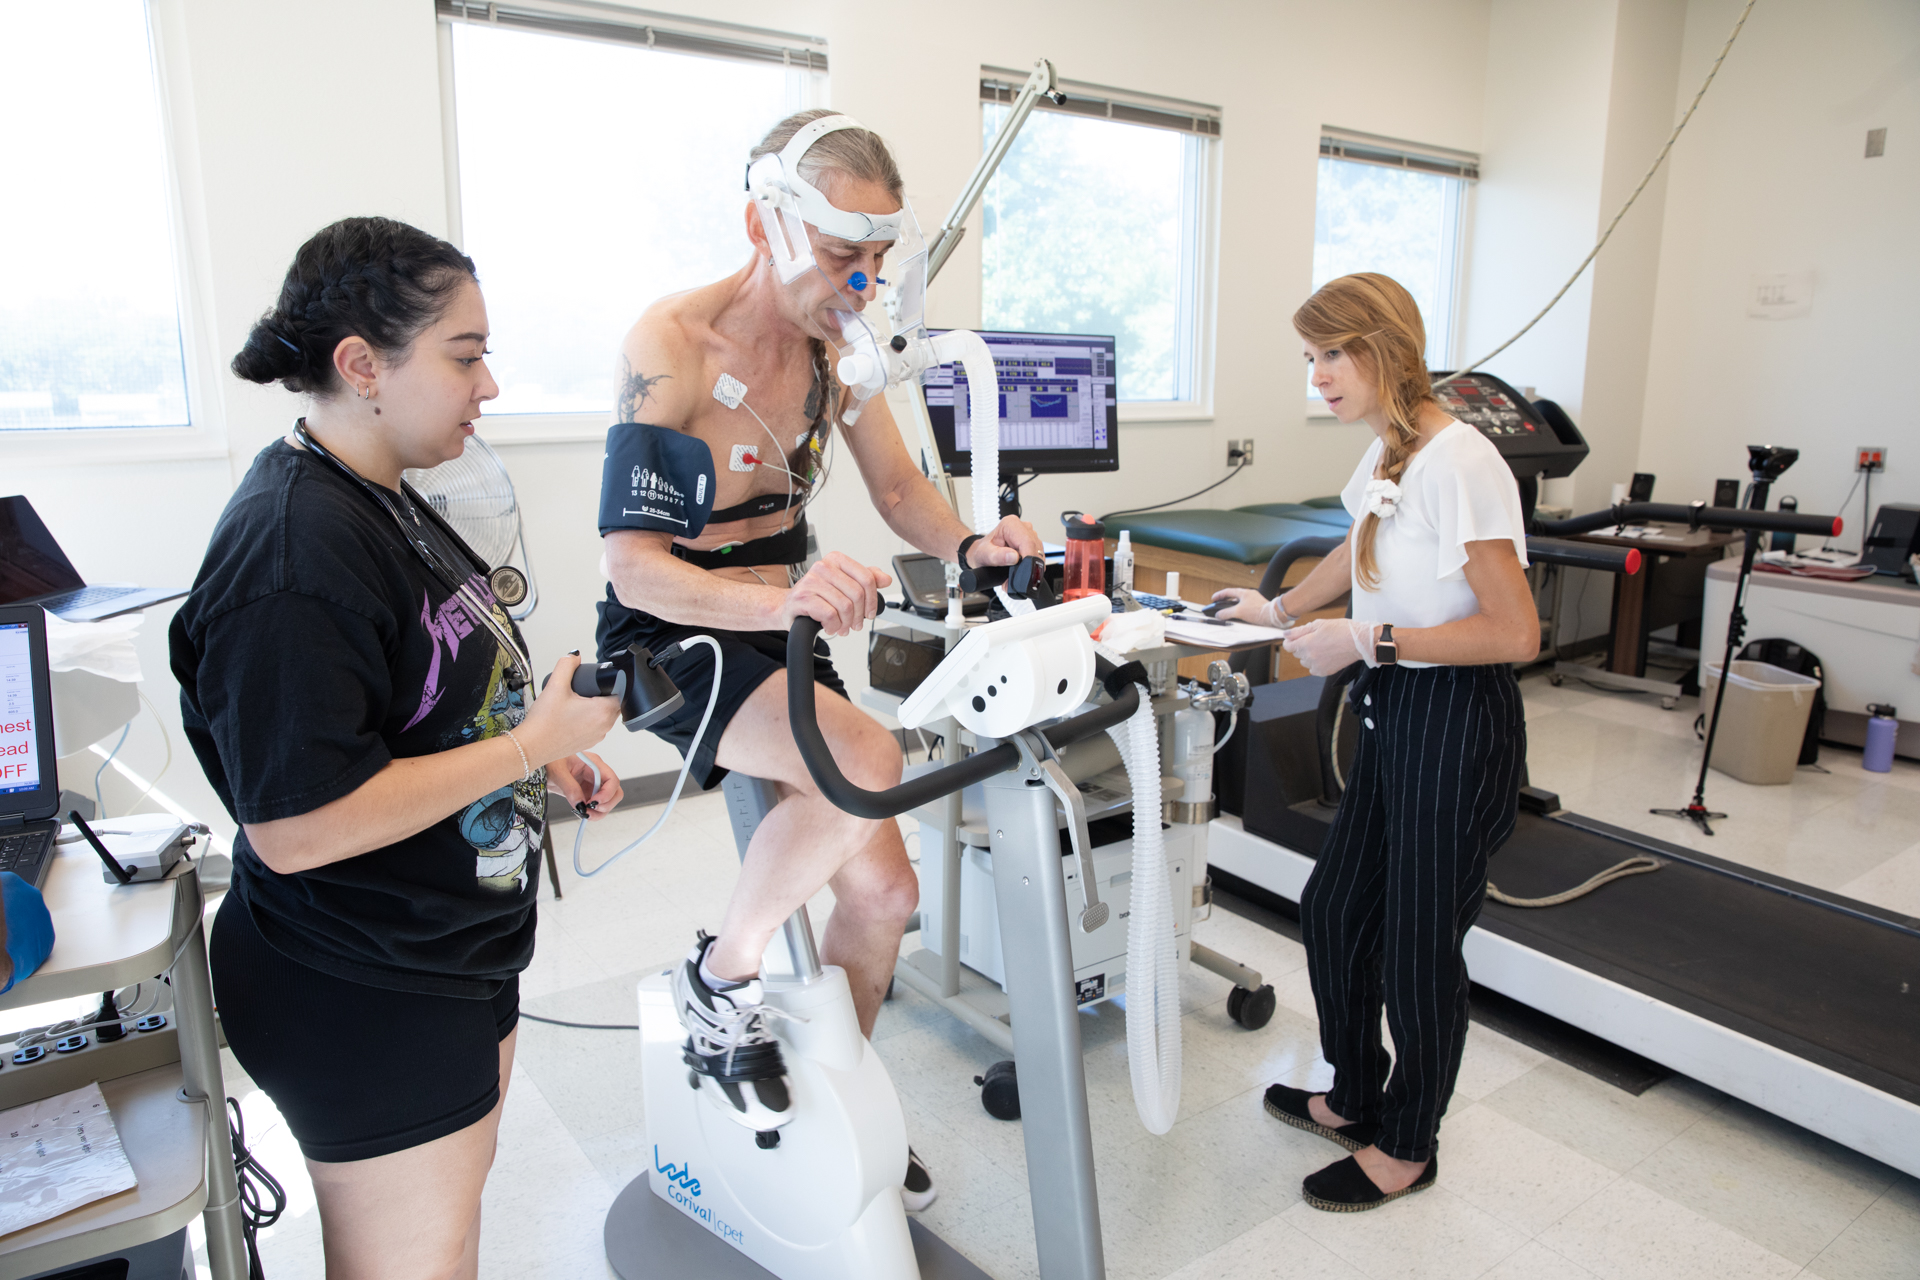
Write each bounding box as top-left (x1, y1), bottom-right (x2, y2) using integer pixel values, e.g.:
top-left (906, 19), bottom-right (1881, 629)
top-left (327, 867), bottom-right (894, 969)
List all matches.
top-left (572, 636), bottom-right (724, 879)
top-left (1107, 691), bottom-right (1182, 1134)
top-left (929, 328), bottom-right (1002, 535)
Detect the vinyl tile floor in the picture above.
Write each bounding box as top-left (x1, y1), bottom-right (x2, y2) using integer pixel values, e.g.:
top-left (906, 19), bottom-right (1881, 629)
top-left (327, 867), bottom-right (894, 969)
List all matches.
top-left (194, 670), bottom-right (1920, 1279)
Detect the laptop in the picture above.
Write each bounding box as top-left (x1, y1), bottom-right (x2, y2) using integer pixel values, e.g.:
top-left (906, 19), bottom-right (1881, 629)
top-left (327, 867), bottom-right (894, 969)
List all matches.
top-left (0, 604), bottom-right (61, 889)
top-left (0, 495), bottom-right (187, 621)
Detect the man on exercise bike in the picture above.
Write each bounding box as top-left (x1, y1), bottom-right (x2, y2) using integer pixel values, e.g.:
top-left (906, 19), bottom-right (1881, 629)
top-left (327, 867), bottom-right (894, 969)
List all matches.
top-left (597, 110), bottom-right (1040, 1208)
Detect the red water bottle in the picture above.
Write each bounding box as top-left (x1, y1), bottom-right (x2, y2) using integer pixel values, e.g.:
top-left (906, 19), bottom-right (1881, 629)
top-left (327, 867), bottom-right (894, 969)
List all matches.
top-left (1064, 514), bottom-right (1106, 600)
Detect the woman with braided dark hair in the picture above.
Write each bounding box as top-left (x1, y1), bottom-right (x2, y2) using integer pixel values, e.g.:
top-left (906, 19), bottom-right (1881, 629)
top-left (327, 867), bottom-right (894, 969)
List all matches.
top-left (1211, 273), bottom-right (1538, 1211)
top-left (172, 216), bottom-right (623, 1277)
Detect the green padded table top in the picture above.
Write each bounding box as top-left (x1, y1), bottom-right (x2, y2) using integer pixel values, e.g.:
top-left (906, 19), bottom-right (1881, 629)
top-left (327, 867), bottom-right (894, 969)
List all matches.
top-left (1234, 502), bottom-right (1354, 529)
top-left (1107, 509), bottom-right (1345, 566)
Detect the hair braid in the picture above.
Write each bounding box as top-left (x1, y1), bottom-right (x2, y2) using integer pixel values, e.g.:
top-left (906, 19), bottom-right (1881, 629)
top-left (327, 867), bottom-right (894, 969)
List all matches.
top-left (231, 217), bottom-right (477, 395)
top-left (1293, 274), bottom-right (1437, 590)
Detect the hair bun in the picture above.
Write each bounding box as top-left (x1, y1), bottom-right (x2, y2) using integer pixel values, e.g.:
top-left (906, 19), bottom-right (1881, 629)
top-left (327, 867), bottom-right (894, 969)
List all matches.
top-left (231, 315), bottom-right (310, 385)
top-left (230, 216), bottom-right (477, 397)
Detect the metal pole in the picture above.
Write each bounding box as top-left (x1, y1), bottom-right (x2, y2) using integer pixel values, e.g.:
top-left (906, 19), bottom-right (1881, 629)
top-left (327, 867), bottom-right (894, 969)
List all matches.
top-left (171, 869), bottom-right (246, 1280)
top-left (983, 744), bottom-right (1104, 1280)
top-left (926, 60), bottom-right (1062, 284)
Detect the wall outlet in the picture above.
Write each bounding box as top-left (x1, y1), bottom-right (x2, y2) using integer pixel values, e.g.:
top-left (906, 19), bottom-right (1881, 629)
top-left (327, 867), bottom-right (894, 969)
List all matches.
top-left (1858, 446), bottom-right (1887, 473)
top-left (1240, 438), bottom-right (1254, 466)
top-left (1228, 438), bottom-right (1254, 467)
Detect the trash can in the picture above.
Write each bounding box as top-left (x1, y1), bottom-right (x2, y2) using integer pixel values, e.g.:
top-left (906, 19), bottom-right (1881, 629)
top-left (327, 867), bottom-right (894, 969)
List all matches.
top-left (1702, 660), bottom-right (1822, 785)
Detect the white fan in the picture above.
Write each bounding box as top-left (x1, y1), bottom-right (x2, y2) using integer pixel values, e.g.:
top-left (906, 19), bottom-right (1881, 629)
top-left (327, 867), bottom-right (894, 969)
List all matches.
top-left (403, 435), bottom-right (540, 619)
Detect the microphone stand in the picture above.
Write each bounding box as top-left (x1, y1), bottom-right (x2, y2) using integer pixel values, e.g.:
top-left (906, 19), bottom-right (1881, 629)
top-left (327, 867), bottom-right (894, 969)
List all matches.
top-left (1650, 447), bottom-right (1796, 836)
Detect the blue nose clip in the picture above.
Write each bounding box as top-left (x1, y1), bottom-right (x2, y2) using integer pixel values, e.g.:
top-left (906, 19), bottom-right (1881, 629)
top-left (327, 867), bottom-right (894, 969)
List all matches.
top-left (848, 271), bottom-right (868, 293)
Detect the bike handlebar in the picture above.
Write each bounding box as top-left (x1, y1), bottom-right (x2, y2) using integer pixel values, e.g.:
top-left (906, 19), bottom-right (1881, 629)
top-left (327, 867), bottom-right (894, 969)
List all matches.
top-left (785, 617), bottom-right (1141, 820)
top-left (1533, 502), bottom-right (1839, 539)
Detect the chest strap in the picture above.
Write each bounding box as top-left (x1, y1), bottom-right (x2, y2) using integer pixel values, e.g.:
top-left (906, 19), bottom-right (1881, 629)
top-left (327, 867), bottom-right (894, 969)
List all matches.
top-left (708, 489), bottom-right (803, 524)
top-left (672, 517), bottom-right (808, 570)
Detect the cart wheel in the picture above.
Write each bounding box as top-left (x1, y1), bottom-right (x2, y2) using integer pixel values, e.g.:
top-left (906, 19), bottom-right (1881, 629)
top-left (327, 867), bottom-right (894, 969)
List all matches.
top-left (1548, 673), bottom-right (1564, 687)
top-left (974, 1060), bottom-right (1021, 1120)
top-left (1227, 985), bottom-right (1277, 1030)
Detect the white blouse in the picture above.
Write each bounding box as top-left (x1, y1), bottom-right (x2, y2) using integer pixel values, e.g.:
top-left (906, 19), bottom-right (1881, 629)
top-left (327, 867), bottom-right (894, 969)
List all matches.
top-left (1339, 421), bottom-right (1529, 668)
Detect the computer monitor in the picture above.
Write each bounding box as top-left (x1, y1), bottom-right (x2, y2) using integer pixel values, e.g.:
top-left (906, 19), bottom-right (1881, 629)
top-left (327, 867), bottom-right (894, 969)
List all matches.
top-left (921, 330), bottom-right (1119, 478)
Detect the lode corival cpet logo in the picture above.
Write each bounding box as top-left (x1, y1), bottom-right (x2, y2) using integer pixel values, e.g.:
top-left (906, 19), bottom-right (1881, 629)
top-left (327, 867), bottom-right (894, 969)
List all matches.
top-left (654, 1145), bottom-right (700, 1196)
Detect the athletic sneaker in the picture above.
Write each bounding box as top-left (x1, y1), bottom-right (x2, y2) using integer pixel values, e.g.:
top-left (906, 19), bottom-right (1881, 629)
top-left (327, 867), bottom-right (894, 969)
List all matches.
top-left (672, 932), bottom-right (795, 1132)
top-left (903, 1147), bottom-right (937, 1212)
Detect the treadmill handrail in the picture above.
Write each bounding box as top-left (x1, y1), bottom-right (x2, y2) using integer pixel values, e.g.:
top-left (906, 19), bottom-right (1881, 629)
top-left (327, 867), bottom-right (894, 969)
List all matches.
top-left (1535, 502), bottom-right (1838, 539)
top-left (1526, 536), bottom-right (1641, 575)
top-left (786, 617), bottom-right (1140, 820)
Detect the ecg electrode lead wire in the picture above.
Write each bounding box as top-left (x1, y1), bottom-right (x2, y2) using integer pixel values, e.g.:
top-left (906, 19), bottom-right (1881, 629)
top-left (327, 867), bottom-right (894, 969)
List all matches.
top-left (1434, 0), bottom-right (1758, 392)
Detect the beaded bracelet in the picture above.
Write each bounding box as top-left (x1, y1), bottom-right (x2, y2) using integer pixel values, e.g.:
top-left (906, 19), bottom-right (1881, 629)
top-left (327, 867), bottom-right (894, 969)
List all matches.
top-left (502, 726), bottom-right (534, 780)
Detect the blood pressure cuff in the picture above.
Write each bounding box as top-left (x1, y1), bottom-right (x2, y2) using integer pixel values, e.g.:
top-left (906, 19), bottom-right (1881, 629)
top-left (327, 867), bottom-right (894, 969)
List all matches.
top-left (598, 423), bottom-right (716, 538)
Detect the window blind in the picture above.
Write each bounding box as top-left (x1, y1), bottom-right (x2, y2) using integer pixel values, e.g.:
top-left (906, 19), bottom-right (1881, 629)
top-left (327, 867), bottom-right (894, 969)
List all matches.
top-left (980, 69), bottom-right (1220, 137)
top-left (1320, 127), bottom-right (1477, 180)
top-left (437, 1), bottom-right (826, 71)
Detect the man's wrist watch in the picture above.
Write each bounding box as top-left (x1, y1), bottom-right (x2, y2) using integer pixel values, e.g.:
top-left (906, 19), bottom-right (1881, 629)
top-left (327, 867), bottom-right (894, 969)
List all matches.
top-left (1375, 623), bottom-right (1399, 667)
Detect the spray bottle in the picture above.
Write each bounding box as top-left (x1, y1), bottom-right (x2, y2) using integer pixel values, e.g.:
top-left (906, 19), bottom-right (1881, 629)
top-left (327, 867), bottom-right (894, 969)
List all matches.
top-left (1112, 529), bottom-right (1135, 596)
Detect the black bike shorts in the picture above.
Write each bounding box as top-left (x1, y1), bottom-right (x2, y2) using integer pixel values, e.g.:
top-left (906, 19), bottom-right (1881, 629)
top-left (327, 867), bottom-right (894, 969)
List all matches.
top-left (210, 895), bottom-right (519, 1163)
top-left (597, 594), bottom-right (847, 791)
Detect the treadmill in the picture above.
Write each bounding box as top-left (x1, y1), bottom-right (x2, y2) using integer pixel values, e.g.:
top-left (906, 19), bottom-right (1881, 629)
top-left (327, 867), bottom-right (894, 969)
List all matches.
top-left (1209, 381), bottom-right (1920, 1179)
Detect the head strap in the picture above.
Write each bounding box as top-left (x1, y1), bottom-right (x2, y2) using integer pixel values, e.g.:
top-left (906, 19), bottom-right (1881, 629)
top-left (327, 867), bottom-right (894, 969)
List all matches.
top-left (751, 114), bottom-right (901, 245)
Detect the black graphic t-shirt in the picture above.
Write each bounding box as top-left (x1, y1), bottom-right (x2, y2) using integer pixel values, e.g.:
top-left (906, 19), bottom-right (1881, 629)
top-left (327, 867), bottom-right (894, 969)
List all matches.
top-left (170, 440), bottom-right (543, 997)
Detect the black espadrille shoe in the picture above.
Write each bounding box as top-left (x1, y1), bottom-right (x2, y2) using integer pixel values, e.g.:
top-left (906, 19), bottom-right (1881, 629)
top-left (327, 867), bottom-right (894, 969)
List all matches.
top-left (1262, 1084), bottom-right (1379, 1152)
top-left (1302, 1153), bottom-right (1437, 1212)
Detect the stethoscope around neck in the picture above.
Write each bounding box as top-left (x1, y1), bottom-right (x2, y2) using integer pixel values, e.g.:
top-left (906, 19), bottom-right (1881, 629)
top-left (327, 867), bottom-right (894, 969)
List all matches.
top-left (293, 418), bottom-right (535, 690)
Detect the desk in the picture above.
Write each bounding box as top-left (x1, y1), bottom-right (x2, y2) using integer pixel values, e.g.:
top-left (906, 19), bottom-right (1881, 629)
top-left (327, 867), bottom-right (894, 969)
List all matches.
top-left (0, 845), bottom-right (245, 1280)
top-left (1573, 525), bottom-right (1741, 676)
top-left (1702, 561), bottom-right (1920, 759)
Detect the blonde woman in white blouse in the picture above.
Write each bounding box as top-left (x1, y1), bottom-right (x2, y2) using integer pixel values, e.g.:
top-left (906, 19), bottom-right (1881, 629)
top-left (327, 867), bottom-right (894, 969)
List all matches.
top-left (1213, 273), bottom-right (1539, 1211)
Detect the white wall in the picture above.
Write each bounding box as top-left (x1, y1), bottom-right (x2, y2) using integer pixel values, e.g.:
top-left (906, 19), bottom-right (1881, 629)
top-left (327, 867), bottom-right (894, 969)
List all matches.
top-left (1633, 0), bottom-right (1920, 533)
top-left (45, 0), bottom-right (1849, 836)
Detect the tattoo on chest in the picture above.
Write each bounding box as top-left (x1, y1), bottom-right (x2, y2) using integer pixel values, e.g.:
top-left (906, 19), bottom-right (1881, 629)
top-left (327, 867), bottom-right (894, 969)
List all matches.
top-left (616, 357), bottom-right (671, 422)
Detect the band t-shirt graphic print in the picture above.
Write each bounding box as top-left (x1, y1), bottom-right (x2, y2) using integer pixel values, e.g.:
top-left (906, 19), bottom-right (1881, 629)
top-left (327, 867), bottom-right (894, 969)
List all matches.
top-left (170, 440), bottom-right (542, 998)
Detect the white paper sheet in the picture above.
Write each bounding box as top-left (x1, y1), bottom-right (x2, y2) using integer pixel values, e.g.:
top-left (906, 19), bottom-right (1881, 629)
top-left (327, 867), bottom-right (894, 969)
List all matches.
top-left (0, 1082), bottom-right (139, 1238)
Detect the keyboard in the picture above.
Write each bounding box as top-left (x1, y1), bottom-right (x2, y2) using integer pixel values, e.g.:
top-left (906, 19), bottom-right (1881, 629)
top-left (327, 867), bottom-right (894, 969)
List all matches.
top-left (39, 584), bottom-right (139, 611)
top-left (0, 827), bottom-right (55, 889)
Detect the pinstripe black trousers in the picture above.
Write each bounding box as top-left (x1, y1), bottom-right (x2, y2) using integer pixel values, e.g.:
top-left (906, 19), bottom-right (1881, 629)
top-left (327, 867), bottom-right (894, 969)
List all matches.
top-left (1301, 662), bottom-right (1526, 1162)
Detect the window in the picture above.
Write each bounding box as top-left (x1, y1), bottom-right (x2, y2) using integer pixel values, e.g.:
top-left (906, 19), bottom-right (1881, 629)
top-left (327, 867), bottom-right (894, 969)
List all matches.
top-left (0, 1), bottom-right (190, 431)
top-left (980, 76), bottom-right (1217, 409)
top-left (441, 4), bottom-right (823, 416)
top-left (1310, 128), bottom-right (1475, 398)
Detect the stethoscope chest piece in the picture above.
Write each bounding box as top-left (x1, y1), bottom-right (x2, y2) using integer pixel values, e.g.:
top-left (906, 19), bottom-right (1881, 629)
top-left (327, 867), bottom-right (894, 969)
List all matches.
top-left (489, 565), bottom-right (530, 609)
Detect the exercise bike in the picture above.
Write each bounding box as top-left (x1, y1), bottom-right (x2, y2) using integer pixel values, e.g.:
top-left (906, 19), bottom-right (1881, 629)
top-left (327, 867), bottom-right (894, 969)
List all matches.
top-left (601, 585), bottom-right (1152, 1280)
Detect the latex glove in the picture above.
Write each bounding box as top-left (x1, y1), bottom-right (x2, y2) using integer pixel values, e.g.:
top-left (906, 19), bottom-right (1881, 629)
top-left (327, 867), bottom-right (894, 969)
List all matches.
top-left (1281, 618), bottom-right (1381, 678)
top-left (1, 870), bottom-right (55, 994)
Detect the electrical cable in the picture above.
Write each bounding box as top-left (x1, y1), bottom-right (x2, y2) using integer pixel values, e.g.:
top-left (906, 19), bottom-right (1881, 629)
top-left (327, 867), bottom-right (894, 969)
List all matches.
top-left (571, 637), bottom-right (724, 879)
top-left (1434, 0), bottom-right (1758, 392)
top-left (121, 691), bottom-right (174, 816)
top-left (227, 1097), bottom-right (285, 1280)
top-left (1862, 469), bottom-right (1873, 555)
top-left (1822, 471), bottom-right (1862, 552)
top-left (1099, 464), bottom-right (1246, 524)
top-left (93, 723), bottom-right (130, 820)
top-left (519, 1012), bottom-right (639, 1031)
top-left (1488, 856), bottom-right (1663, 908)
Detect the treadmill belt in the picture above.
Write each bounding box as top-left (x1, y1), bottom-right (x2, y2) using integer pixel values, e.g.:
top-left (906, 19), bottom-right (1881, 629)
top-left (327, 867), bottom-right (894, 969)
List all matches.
top-left (1479, 811), bottom-right (1920, 1106)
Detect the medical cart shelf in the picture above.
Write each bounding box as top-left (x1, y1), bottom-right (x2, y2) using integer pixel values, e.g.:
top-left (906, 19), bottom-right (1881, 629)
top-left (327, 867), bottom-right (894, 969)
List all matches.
top-left (0, 843), bottom-right (246, 1280)
top-left (0, 1068), bottom-right (208, 1280)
